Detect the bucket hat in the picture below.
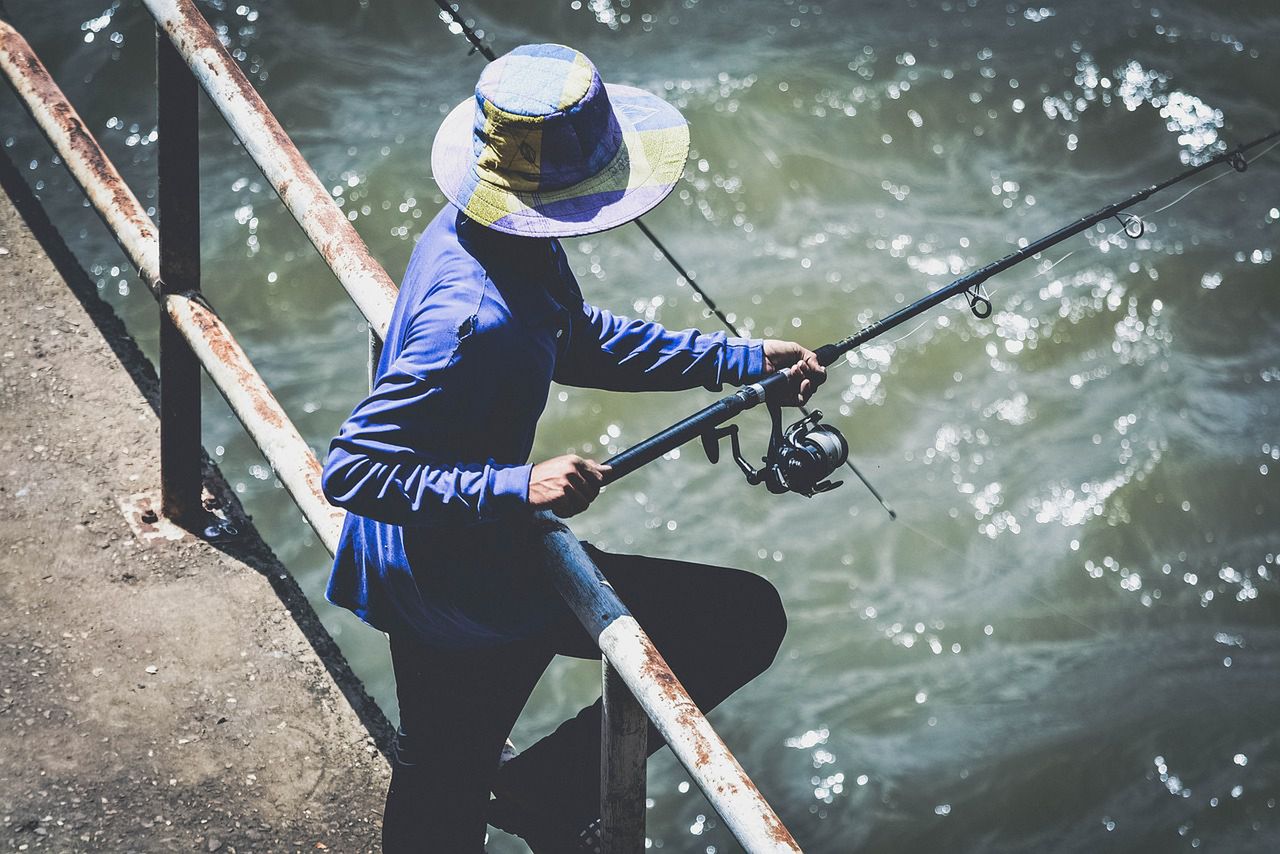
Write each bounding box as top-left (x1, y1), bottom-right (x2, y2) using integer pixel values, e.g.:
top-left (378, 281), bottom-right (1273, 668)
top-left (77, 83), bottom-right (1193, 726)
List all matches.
top-left (431, 43), bottom-right (690, 237)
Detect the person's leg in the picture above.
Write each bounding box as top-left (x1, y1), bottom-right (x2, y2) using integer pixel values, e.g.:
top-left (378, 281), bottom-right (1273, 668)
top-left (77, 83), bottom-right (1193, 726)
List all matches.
top-left (492, 544), bottom-right (787, 829)
top-left (382, 632), bottom-right (553, 853)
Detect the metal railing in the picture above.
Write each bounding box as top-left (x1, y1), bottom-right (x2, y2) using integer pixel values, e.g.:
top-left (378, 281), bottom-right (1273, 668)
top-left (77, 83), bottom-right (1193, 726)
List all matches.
top-left (0, 3), bottom-right (801, 850)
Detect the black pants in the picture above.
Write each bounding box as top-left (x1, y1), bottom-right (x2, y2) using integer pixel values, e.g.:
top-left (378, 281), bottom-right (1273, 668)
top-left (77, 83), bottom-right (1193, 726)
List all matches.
top-left (381, 543), bottom-right (787, 852)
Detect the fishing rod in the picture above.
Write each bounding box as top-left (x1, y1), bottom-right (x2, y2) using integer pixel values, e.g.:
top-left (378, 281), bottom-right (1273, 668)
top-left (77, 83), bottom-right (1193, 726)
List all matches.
top-left (429, 0), bottom-right (901, 516)
top-left (599, 129), bottom-right (1280, 495)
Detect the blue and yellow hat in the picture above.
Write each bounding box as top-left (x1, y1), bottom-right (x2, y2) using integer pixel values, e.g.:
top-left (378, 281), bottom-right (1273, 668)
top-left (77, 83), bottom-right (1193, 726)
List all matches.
top-left (431, 43), bottom-right (690, 237)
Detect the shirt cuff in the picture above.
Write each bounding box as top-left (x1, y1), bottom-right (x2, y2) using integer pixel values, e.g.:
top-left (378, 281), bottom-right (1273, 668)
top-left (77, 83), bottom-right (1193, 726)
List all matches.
top-left (479, 462), bottom-right (533, 519)
top-left (724, 336), bottom-right (767, 385)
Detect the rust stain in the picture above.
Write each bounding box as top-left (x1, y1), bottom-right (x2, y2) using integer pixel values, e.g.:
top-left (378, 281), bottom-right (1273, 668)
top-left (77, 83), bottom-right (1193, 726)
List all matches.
top-left (304, 465), bottom-right (327, 503)
top-left (157, 1), bottom-right (398, 307)
top-left (3, 28), bottom-right (156, 250)
top-left (634, 631), bottom-right (800, 847)
top-left (167, 294), bottom-right (333, 516)
top-left (176, 296), bottom-right (285, 431)
top-left (738, 772), bottom-right (800, 848)
top-left (252, 396), bottom-right (283, 428)
top-left (118, 492), bottom-right (190, 545)
top-left (638, 635), bottom-right (681, 699)
top-left (164, 1), bottom-right (301, 166)
top-left (638, 636), bottom-right (717, 768)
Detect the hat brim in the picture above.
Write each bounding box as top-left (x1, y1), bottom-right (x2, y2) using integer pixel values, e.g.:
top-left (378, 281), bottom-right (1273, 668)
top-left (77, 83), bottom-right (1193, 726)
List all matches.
top-left (431, 84), bottom-right (690, 238)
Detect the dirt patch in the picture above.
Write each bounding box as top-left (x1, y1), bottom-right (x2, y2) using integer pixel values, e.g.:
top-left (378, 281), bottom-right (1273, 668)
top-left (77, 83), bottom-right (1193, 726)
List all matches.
top-left (0, 156), bottom-right (389, 851)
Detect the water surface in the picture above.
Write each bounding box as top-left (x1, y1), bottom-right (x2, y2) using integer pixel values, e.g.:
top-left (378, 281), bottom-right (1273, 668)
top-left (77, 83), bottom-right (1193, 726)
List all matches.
top-left (4, 1), bottom-right (1278, 850)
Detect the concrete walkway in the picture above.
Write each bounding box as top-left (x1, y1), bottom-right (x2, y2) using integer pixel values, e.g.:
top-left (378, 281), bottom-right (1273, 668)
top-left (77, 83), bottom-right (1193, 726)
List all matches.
top-left (0, 165), bottom-right (390, 851)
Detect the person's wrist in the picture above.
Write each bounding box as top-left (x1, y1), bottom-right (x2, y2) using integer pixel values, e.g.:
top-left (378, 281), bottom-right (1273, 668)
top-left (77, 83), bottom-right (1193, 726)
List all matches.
top-left (482, 463), bottom-right (533, 517)
top-left (761, 339), bottom-right (789, 374)
top-left (730, 336), bottom-right (766, 382)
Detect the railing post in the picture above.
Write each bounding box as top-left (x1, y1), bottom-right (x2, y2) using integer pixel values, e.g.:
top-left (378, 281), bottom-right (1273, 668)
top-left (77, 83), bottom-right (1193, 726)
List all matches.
top-left (601, 658), bottom-right (648, 851)
top-left (156, 28), bottom-right (203, 523)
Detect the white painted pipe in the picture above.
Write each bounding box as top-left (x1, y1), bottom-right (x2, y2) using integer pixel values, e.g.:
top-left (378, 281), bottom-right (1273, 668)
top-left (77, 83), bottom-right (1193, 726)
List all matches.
top-left (142, 0), bottom-right (398, 339)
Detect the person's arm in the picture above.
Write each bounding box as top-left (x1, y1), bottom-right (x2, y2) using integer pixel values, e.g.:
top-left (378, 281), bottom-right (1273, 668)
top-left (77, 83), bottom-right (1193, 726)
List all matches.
top-left (547, 244), bottom-right (826, 397)
top-left (553, 297), bottom-right (767, 392)
top-left (542, 241), bottom-right (758, 392)
top-left (321, 301), bottom-right (531, 527)
top-left (323, 296), bottom-right (613, 523)
top-left (553, 298), bottom-right (827, 403)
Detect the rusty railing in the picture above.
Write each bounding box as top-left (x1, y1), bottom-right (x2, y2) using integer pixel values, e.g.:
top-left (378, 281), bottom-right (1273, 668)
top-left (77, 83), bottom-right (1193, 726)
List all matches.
top-left (0, 3), bottom-right (801, 850)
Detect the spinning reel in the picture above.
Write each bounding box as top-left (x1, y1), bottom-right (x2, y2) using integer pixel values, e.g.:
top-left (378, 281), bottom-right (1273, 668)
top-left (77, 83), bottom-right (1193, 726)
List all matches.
top-left (701, 400), bottom-right (849, 497)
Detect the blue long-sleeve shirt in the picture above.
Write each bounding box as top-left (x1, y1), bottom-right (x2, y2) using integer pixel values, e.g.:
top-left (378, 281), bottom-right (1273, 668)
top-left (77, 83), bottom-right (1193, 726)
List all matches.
top-left (322, 206), bottom-right (765, 648)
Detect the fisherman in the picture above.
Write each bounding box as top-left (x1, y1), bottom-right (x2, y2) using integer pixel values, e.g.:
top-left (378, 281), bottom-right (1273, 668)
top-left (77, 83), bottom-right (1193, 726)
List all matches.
top-left (321, 43), bottom-right (825, 852)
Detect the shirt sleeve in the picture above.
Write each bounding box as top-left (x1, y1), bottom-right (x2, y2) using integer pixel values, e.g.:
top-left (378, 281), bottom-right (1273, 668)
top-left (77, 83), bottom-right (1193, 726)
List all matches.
top-left (321, 299), bottom-right (532, 527)
top-left (548, 244), bottom-right (766, 392)
top-left (553, 301), bottom-right (766, 392)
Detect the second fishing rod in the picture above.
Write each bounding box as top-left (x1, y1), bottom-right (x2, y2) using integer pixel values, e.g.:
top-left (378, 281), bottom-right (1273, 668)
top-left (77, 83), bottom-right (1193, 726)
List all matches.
top-left (599, 128), bottom-right (1280, 495)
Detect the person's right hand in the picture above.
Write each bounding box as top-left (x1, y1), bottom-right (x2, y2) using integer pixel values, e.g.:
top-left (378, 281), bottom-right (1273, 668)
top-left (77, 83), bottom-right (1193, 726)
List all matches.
top-left (527, 454), bottom-right (611, 518)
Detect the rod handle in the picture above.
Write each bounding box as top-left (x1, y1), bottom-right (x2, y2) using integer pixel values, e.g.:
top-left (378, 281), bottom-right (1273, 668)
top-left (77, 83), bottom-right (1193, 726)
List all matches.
top-left (599, 364), bottom-right (801, 486)
top-left (602, 396), bottom-right (742, 483)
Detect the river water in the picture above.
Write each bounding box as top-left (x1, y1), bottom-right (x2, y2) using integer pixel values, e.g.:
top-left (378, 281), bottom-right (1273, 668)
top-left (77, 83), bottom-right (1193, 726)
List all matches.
top-left (5, 1), bottom-right (1279, 851)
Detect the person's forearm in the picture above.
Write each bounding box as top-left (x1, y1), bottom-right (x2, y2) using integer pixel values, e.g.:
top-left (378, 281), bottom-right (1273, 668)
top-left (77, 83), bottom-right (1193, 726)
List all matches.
top-left (555, 303), bottom-right (766, 391)
top-left (322, 446), bottom-right (531, 526)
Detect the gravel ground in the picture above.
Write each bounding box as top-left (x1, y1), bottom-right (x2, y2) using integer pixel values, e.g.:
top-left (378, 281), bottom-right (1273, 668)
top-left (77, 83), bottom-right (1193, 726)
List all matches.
top-left (0, 161), bottom-right (391, 852)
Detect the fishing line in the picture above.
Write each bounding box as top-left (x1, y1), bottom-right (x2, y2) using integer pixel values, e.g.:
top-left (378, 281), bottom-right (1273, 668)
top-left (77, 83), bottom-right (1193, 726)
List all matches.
top-left (1065, 137), bottom-right (1280, 257)
top-left (893, 517), bottom-right (1103, 636)
top-left (853, 136), bottom-right (1280, 353)
top-left (1144, 137), bottom-right (1280, 218)
top-left (1034, 250), bottom-right (1076, 278)
top-left (891, 317), bottom-right (932, 345)
top-left (1033, 139), bottom-right (1279, 280)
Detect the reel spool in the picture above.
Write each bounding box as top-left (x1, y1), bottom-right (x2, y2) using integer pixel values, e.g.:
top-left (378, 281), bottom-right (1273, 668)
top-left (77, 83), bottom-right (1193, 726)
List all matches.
top-left (701, 401), bottom-right (848, 497)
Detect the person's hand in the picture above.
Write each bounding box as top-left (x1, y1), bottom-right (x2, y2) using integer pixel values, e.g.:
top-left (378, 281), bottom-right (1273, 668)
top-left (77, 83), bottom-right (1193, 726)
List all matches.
top-left (527, 454), bottom-right (611, 517)
top-left (762, 339), bottom-right (827, 406)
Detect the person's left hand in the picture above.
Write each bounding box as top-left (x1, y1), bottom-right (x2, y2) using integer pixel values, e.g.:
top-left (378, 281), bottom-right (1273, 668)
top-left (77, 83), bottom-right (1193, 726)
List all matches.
top-left (762, 339), bottom-right (826, 406)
